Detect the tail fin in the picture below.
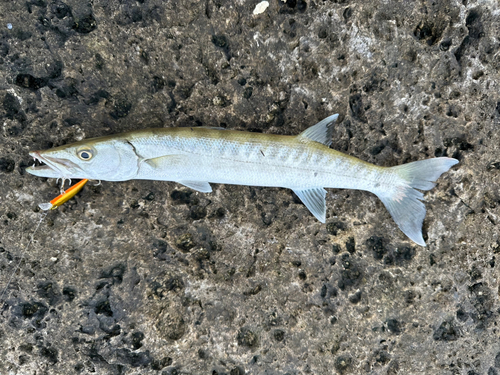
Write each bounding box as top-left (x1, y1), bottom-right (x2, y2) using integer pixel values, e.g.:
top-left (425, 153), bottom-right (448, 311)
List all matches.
top-left (375, 157), bottom-right (458, 246)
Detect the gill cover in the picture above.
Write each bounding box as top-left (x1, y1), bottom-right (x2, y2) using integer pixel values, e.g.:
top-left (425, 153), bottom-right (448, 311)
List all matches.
top-left (78, 140), bottom-right (140, 181)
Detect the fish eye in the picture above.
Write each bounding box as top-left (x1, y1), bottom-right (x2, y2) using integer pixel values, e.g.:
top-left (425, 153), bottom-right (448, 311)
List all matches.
top-left (77, 150), bottom-right (93, 160)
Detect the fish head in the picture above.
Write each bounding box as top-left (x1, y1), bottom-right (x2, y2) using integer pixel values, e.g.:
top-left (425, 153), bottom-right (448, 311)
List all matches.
top-left (27, 136), bottom-right (140, 181)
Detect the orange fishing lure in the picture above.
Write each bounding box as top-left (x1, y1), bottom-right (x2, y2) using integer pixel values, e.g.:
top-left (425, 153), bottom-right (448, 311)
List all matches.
top-left (38, 179), bottom-right (89, 210)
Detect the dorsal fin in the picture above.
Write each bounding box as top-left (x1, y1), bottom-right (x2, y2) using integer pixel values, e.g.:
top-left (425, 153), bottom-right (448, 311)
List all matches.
top-left (297, 114), bottom-right (339, 147)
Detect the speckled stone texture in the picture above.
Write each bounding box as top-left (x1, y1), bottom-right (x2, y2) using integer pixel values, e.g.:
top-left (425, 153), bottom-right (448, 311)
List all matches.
top-left (0, 0), bottom-right (499, 374)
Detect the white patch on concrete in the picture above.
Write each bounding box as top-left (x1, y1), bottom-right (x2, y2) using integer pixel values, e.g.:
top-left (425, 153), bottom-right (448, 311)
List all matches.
top-left (253, 32), bottom-right (278, 47)
top-left (292, 86), bottom-right (311, 97)
top-left (253, 1), bottom-right (269, 15)
top-left (253, 32), bottom-right (263, 47)
top-left (348, 25), bottom-right (373, 59)
top-left (15, 192), bottom-right (36, 203)
top-left (7, 88), bottom-right (23, 105)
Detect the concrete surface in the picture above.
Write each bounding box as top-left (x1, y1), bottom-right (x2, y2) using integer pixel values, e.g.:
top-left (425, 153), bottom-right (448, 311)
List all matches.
top-left (0, 0), bottom-right (499, 374)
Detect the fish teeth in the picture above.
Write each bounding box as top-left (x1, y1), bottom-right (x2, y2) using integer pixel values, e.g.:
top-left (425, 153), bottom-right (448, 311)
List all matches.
top-left (30, 156), bottom-right (46, 169)
top-left (32, 156), bottom-right (46, 168)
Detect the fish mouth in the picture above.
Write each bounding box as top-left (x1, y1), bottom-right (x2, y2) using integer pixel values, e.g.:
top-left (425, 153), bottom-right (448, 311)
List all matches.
top-left (26, 151), bottom-right (80, 178)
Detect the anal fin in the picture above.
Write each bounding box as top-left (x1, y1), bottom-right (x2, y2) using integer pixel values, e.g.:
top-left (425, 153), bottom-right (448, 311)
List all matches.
top-left (177, 180), bottom-right (212, 193)
top-left (293, 187), bottom-right (327, 222)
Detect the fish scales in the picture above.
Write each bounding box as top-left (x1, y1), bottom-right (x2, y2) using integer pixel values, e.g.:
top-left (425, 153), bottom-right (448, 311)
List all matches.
top-left (128, 128), bottom-right (370, 190)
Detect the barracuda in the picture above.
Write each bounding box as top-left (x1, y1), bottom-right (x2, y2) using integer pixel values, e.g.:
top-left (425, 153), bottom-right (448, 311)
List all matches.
top-left (27, 114), bottom-right (458, 246)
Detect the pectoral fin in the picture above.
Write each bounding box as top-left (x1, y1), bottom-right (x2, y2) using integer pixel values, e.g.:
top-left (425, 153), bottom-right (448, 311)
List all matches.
top-left (293, 187), bottom-right (327, 223)
top-left (177, 180), bottom-right (212, 193)
top-left (143, 155), bottom-right (186, 168)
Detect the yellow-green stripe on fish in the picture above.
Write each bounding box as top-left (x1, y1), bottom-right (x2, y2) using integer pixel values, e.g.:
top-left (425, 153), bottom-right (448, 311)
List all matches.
top-left (26, 115), bottom-right (458, 246)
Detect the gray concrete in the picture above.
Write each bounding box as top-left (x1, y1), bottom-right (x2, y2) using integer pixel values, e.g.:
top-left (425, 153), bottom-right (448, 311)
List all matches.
top-left (0, 0), bottom-right (498, 374)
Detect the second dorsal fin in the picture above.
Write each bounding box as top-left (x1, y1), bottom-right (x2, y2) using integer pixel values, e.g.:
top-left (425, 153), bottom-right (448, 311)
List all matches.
top-left (297, 114), bottom-right (339, 147)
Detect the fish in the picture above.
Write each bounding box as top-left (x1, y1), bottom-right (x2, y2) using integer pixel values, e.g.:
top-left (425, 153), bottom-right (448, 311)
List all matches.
top-left (26, 114), bottom-right (458, 246)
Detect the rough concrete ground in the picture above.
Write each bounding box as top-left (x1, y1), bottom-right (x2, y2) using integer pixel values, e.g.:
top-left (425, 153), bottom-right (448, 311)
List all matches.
top-left (0, 0), bottom-right (499, 374)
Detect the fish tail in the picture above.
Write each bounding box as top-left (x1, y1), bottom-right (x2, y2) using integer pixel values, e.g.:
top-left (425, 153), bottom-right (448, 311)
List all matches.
top-left (375, 157), bottom-right (458, 246)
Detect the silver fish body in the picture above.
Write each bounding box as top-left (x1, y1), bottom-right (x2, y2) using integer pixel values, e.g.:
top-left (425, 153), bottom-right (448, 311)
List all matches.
top-left (132, 129), bottom-right (378, 191)
top-left (27, 115), bottom-right (458, 246)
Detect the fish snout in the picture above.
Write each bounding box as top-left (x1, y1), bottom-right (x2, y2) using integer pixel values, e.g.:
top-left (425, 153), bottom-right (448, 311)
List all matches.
top-left (26, 151), bottom-right (79, 178)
